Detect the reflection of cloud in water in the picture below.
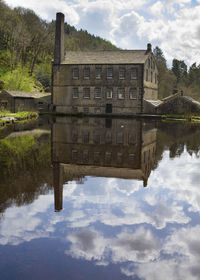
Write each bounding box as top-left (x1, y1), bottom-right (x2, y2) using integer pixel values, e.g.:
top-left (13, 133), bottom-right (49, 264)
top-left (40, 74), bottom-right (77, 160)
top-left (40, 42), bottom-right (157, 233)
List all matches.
top-left (0, 149), bottom-right (200, 279)
top-left (65, 225), bottom-right (200, 280)
top-left (111, 227), bottom-right (160, 263)
top-left (129, 225), bottom-right (200, 280)
top-left (65, 226), bottom-right (161, 264)
top-left (65, 229), bottom-right (106, 261)
top-left (0, 193), bottom-right (56, 246)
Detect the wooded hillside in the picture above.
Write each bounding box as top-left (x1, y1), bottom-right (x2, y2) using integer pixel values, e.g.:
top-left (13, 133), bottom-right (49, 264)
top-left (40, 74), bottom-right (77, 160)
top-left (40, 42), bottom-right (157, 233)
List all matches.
top-left (0, 0), bottom-right (117, 92)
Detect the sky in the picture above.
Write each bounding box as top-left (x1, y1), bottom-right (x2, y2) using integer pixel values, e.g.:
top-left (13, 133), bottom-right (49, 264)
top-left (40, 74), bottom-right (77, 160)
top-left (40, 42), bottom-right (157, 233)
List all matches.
top-left (4, 0), bottom-right (200, 66)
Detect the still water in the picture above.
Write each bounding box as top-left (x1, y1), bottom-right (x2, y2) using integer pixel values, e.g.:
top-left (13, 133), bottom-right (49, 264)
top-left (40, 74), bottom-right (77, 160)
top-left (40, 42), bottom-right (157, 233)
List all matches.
top-left (0, 117), bottom-right (200, 280)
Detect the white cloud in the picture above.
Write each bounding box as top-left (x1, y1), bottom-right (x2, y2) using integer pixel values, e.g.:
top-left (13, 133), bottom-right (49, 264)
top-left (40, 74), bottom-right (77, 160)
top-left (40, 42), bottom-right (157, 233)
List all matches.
top-left (149, 1), bottom-right (164, 17)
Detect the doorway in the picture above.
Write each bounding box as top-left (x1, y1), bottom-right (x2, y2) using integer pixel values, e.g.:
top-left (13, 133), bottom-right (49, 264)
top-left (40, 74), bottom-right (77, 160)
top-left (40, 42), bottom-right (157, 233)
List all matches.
top-left (106, 104), bottom-right (112, 113)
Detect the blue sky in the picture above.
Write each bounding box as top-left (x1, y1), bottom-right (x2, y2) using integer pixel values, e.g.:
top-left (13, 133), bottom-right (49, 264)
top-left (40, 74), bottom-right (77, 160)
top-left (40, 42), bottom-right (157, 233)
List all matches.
top-left (4, 0), bottom-right (200, 66)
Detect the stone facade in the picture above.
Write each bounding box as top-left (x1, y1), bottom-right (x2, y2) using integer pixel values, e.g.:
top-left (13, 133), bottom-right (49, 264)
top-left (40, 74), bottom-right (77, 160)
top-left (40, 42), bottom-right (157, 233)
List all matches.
top-left (0, 90), bottom-right (51, 113)
top-left (52, 13), bottom-right (158, 116)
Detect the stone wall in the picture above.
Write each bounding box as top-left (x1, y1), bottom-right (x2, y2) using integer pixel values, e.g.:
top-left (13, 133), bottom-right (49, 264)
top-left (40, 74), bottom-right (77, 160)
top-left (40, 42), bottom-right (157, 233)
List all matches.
top-left (52, 64), bottom-right (144, 115)
top-left (157, 96), bottom-right (200, 115)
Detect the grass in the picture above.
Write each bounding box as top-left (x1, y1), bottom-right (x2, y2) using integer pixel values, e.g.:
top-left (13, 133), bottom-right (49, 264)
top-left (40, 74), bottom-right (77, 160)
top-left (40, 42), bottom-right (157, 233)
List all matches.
top-left (0, 111), bottom-right (38, 119)
top-left (162, 114), bottom-right (200, 122)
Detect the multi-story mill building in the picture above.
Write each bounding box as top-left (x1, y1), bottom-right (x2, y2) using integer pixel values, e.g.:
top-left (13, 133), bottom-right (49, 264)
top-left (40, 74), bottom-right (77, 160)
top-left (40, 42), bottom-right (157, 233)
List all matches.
top-left (52, 13), bottom-right (158, 116)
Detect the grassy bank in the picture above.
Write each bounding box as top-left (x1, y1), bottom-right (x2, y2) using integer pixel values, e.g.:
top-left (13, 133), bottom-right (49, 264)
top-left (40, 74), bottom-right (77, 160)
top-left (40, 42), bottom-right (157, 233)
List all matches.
top-left (0, 111), bottom-right (38, 119)
top-left (0, 111), bottom-right (38, 128)
top-left (162, 114), bottom-right (200, 122)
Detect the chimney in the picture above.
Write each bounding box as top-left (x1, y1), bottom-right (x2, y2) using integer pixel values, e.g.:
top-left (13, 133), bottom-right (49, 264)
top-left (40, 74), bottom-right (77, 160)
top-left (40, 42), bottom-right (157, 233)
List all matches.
top-left (147, 43), bottom-right (152, 53)
top-left (53, 163), bottom-right (63, 212)
top-left (54, 12), bottom-right (65, 64)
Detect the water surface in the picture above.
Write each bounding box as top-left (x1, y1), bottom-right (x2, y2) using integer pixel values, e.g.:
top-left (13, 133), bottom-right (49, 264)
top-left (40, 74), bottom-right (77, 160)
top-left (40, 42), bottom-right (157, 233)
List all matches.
top-left (0, 117), bottom-right (200, 280)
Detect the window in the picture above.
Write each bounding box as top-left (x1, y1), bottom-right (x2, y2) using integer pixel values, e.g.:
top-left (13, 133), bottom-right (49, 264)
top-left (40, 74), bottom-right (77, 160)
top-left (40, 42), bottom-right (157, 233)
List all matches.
top-left (72, 131), bottom-right (78, 142)
top-left (83, 107), bottom-right (89, 113)
top-left (83, 132), bottom-right (89, 143)
top-left (106, 88), bottom-right (112, 99)
top-left (84, 67), bottom-right (90, 79)
top-left (155, 73), bottom-right (157, 84)
top-left (129, 88), bottom-right (137, 99)
top-left (72, 150), bottom-right (78, 160)
top-left (83, 151), bottom-right (89, 162)
top-left (117, 153), bottom-right (123, 164)
top-left (105, 152), bottom-right (112, 164)
top-left (128, 133), bottom-right (136, 144)
top-left (72, 106), bottom-right (78, 112)
top-left (93, 133), bottom-right (101, 144)
top-left (95, 68), bottom-right (101, 79)
top-left (83, 88), bottom-right (90, 98)
top-left (72, 87), bottom-right (78, 98)
top-left (105, 131), bottom-right (112, 144)
top-left (72, 68), bottom-right (79, 79)
top-left (117, 132), bottom-right (124, 144)
top-left (151, 71), bottom-right (153, 83)
top-left (148, 58), bottom-right (150, 68)
top-left (146, 69), bottom-right (148, 81)
top-left (131, 68), bottom-right (138, 79)
top-left (107, 68), bottom-right (113, 79)
top-left (94, 152), bottom-right (100, 164)
top-left (94, 107), bottom-right (101, 113)
top-left (94, 87), bottom-right (101, 98)
top-left (129, 153), bottom-right (135, 163)
top-left (119, 67), bottom-right (125, 79)
top-left (118, 88), bottom-right (125, 99)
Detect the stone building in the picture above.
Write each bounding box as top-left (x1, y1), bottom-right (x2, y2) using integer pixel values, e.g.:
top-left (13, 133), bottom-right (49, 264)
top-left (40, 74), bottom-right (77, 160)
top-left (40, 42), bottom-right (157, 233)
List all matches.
top-left (52, 13), bottom-right (158, 116)
top-left (52, 117), bottom-right (157, 210)
top-left (0, 90), bottom-right (51, 113)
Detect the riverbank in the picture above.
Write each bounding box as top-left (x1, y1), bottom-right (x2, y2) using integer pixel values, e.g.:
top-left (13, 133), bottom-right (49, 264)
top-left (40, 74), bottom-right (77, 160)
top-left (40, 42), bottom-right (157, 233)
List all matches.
top-left (0, 111), bottom-right (38, 128)
top-left (41, 111), bottom-right (200, 123)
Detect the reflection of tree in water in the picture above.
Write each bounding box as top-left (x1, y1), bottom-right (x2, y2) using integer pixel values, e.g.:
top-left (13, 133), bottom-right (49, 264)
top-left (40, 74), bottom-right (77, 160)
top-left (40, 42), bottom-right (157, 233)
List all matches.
top-left (0, 133), bottom-right (52, 216)
top-left (156, 122), bottom-right (200, 164)
top-left (169, 143), bottom-right (184, 158)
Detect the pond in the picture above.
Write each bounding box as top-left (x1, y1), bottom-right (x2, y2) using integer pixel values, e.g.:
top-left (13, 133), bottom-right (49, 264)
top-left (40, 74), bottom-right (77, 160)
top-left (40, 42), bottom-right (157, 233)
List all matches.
top-left (0, 116), bottom-right (200, 280)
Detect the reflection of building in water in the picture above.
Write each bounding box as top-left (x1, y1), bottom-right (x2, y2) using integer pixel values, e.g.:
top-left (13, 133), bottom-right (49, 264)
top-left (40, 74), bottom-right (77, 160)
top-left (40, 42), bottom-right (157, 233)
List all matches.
top-left (52, 117), bottom-right (157, 211)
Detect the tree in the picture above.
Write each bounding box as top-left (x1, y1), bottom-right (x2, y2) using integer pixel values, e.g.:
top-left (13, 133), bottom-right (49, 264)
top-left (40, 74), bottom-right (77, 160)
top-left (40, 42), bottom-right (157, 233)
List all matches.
top-left (153, 46), bottom-right (166, 64)
top-left (153, 46), bottom-right (176, 98)
top-left (172, 59), bottom-right (187, 84)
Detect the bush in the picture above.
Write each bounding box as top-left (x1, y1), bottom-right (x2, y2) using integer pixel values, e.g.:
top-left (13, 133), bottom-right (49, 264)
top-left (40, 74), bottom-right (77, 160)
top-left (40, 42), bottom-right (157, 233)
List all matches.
top-left (2, 65), bottom-right (35, 92)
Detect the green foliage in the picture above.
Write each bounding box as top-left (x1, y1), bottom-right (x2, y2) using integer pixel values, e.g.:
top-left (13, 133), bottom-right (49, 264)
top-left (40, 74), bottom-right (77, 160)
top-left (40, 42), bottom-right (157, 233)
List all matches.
top-left (153, 47), bottom-right (176, 99)
top-left (0, 135), bottom-right (36, 174)
top-left (153, 46), bottom-right (166, 63)
top-left (14, 111), bottom-right (38, 119)
top-left (0, 110), bottom-right (37, 119)
top-left (65, 28), bottom-right (118, 51)
top-left (1, 65), bottom-right (36, 91)
top-left (154, 46), bottom-right (200, 101)
top-left (172, 59), bottom-right (187, 84)
top-left (0, 1), bottom-right (118, 93)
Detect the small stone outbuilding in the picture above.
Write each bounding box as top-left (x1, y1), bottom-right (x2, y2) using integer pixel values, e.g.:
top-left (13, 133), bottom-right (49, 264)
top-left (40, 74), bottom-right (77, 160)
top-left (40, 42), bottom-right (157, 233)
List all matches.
top-left (143, 93), bottom-right (200, 115)
top-left (0, 90), bottom-right (51, 112)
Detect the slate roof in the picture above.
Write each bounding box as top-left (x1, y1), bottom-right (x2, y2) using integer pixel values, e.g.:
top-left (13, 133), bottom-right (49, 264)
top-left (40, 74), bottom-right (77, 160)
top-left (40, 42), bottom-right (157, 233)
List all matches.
top-left (183, 96), bottom-right (200, 106)
top-left (2, 90), bottom-right (51, 99)
top-left (144, 99), bottom-right (163, 107)
top-left (63, 50), bottom-right (149, 65)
